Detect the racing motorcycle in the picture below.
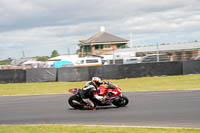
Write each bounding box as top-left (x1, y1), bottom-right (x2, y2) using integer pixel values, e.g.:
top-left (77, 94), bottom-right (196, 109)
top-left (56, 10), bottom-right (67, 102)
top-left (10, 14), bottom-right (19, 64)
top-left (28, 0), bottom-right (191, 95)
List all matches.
top-left (68, 83), bottom-right (129, 109)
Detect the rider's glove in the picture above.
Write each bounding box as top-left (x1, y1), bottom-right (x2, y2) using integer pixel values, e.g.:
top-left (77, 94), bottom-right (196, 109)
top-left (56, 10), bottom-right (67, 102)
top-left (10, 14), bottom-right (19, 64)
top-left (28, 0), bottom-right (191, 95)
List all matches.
top-left (103, 81), bottom-right (110, 85)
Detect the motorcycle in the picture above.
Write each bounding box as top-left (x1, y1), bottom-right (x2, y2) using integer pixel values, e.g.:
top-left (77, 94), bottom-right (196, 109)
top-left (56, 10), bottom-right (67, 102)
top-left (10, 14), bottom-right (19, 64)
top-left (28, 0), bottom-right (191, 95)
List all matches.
top-left (68, 83), bottom-right (129, 109)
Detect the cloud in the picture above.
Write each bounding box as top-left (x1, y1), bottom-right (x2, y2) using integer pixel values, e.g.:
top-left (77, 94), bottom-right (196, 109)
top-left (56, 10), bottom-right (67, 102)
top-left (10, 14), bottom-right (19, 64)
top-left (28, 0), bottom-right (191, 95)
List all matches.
top-left (0, 0), bottom-right (200, 59)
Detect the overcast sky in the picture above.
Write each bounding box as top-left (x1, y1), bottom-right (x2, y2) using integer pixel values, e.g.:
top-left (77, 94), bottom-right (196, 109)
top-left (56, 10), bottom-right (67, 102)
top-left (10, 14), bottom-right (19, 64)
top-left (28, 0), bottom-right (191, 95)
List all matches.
top-left (0, 0), bottom-right (200, 59)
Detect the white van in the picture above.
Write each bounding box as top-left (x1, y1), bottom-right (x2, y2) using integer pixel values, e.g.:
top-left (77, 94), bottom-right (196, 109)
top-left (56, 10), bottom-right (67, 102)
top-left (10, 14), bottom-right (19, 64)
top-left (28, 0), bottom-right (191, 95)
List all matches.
top-left (75, 58), bottom-right (102, 67)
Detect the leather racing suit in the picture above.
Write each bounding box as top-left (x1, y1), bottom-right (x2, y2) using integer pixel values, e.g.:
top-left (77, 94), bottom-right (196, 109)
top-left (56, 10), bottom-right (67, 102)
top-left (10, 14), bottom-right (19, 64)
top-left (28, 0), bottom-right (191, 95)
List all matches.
top-left (80, 81), bottom-right (104, 109)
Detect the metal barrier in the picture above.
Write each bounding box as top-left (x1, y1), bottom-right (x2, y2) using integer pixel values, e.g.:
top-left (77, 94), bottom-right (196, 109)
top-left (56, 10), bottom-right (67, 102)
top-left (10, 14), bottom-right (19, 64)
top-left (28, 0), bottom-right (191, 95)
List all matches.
top-left (0, 69), bottom-right (26, 83)
top-left (26, 68), bottom-right (57, 82)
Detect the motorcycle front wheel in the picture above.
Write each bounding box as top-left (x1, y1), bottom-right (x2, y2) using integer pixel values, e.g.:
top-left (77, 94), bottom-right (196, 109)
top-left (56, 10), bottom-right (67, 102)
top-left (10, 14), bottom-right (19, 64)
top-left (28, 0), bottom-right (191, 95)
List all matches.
top-left (112, 95), bottom-right (129, 107)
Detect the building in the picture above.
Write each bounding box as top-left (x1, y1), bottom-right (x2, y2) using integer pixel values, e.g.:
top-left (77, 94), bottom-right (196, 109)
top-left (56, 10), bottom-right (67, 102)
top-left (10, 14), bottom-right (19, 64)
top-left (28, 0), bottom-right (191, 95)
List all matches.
top-left (48, 54), bottom-right (79, 63)
top-left (112, 42), bottom-right (200, 61)
top-left (79, 27), bottom-right (129, 56)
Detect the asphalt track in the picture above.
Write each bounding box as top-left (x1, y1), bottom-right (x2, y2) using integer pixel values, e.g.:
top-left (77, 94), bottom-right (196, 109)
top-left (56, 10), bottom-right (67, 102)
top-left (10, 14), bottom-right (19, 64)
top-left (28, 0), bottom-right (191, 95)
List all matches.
top-left (0, 90), bottom-right (200, 128)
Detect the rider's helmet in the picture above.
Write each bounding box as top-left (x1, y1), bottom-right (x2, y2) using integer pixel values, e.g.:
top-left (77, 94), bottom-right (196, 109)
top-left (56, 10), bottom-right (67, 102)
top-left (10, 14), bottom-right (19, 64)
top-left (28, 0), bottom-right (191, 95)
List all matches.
top-left (92, 77), bottom-right (103, 87)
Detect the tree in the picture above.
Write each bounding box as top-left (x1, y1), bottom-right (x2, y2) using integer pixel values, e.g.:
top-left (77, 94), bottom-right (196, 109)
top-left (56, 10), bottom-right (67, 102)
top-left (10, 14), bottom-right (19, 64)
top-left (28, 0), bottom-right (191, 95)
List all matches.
top-left (37, 56), bottom-right (49, 61)
top-left (0, 58), bottom-right (12, 65)
top-left (51, 50), bottom-right (59, 58)
top-left (0, 61), bottom-right (6, 65)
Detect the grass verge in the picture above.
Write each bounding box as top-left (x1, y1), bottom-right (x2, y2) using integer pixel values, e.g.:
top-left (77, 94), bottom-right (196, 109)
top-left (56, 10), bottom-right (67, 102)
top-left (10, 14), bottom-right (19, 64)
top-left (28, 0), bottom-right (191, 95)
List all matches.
top-left (0, 125), bottom-right (200, 133)
top-left (0, 74), bottom-right (200, 96)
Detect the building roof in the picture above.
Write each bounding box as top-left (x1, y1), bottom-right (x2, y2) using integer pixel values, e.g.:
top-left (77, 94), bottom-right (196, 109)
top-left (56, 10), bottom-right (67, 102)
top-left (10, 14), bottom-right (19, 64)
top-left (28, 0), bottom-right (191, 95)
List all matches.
top-left (111, 42), bottom-right (200, 53)
top-left (48, 54), bottom-right (79, 61)
top-left (79, 31), bottom-right (129, 45)
top-left (11, 58), bottom-right (37, 66)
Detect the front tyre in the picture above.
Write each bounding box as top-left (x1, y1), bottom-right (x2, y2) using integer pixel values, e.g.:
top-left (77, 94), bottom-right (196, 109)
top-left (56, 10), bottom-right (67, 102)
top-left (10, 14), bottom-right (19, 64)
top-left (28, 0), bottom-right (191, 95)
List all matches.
top-left (68, 95), bottom-right (83, 109)
top-left (112, 95), bottom-right (129, 107)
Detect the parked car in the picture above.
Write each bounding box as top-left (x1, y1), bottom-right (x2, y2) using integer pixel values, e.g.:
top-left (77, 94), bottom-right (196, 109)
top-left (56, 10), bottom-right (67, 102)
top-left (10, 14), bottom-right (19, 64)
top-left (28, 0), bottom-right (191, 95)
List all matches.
top-left (123, 57), bottom-right (141, 64)
top-left (140, 54), bottom-right (170, 63)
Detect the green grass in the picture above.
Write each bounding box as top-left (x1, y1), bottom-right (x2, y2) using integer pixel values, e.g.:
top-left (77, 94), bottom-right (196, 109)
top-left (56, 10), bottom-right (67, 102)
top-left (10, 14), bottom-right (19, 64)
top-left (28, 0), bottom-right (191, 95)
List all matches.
top-left (0, 74), bottom-right (200, 96)
top-left (0, 125), bottom-right (199, 133)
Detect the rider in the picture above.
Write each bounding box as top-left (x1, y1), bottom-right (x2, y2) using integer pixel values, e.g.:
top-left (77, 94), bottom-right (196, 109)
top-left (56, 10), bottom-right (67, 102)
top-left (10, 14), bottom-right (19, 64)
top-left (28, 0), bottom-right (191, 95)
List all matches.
top-left (80, 77), bottom-right (105, 110)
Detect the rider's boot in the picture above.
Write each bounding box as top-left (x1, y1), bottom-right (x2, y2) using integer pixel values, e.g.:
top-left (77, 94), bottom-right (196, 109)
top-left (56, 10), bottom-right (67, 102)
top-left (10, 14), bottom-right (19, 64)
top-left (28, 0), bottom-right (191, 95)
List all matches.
top-left (83, 105), bottom-right (89, 109)
top-left (89, 107), bottom-right (95, 110)
top-left (83, 105), bottom-right (95, 110)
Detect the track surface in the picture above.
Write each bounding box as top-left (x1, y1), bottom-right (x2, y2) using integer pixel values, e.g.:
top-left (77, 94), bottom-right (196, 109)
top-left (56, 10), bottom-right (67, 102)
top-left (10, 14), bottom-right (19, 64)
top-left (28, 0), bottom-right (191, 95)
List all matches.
top-left (0, 90), bottom-right (200, 128)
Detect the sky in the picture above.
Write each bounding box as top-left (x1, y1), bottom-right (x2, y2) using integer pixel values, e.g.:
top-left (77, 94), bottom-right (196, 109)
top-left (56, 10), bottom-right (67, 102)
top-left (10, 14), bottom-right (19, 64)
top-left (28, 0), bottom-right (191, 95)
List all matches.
top-left (0, 0), bottom-right (200, 59)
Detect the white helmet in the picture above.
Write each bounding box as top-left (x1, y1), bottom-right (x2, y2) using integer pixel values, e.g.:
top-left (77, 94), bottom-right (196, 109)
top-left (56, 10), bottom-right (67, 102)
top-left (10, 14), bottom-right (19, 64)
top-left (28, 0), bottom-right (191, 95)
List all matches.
top-left (92, 77), bottom-right (103, 85)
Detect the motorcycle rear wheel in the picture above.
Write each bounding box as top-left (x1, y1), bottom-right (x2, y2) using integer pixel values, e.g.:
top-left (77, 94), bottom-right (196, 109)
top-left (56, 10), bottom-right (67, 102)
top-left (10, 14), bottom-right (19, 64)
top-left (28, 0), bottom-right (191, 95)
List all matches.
top-left (68, 95), bottom-right (84, 109)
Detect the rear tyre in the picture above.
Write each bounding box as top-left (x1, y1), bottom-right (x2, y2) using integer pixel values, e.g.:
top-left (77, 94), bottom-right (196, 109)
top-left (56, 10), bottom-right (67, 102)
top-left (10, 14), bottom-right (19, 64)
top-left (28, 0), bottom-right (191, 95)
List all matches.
top-left (68, 95), bottom-right (83, 109)
top-left (112, 95), bottom-right (129, 107)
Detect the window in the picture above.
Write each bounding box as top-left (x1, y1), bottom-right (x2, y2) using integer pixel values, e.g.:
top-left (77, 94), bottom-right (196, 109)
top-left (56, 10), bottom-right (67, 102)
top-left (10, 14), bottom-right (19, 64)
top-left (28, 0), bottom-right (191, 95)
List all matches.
top-left (95, 45), bottom-right (103, 50)
top-left (80, 60), bottom-right (84, 64)
top-left (86, 59), bottom-right (99, 63)
top-left (104, 44), bottom-right (111, 49)
top-left (81, 45), bottom-right (92, 54)
top-left (117, 43), bottom-right (126, 48)
top-left (127, 59), bottom-right (138, 62)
